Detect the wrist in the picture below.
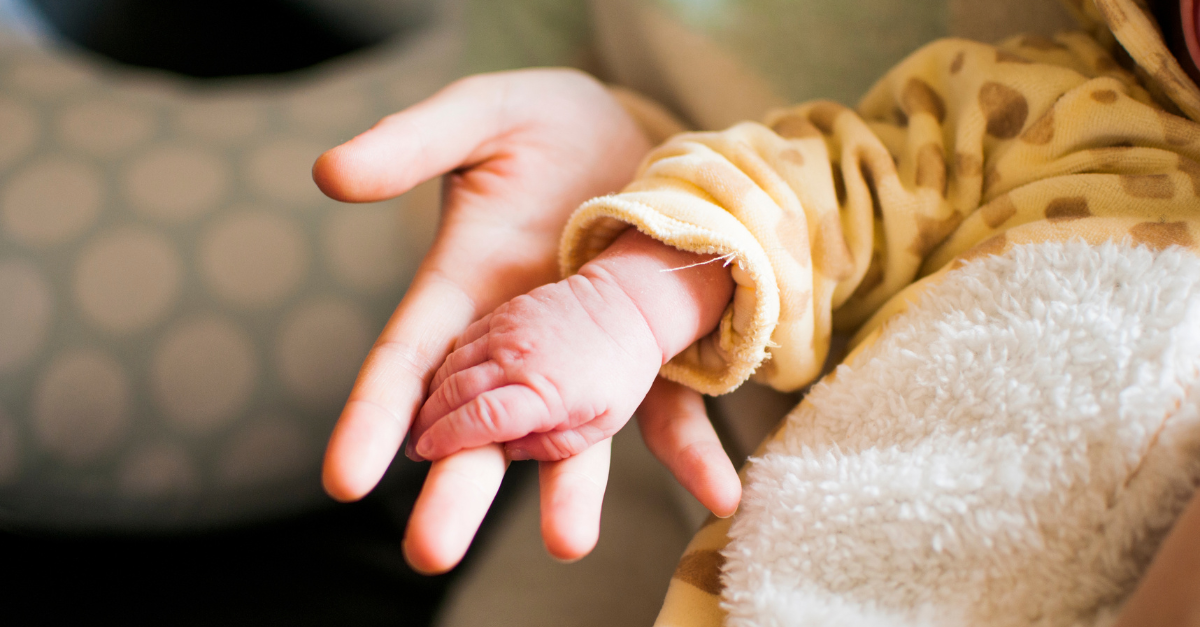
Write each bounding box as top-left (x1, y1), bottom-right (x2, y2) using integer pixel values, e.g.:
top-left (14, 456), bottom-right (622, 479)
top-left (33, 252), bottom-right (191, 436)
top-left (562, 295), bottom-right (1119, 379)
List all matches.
top-left (578, 228), bottom-right (734, 364)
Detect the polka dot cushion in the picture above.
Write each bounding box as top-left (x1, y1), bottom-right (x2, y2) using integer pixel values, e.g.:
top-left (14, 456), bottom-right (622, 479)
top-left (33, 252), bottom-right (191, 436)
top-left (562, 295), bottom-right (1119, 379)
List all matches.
top-left (0, 23), bottom-right (462, 528)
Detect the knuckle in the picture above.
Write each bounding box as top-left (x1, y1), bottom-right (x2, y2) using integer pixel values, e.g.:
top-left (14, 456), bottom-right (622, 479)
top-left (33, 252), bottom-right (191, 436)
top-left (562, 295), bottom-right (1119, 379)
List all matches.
top-left (535, 434), bottom-right (568, 461)
top-left (370, 340), bottom-right (431, 384)
top-left (430, 361), bottom-right (455, 393)
top-left (443, 372), bottom-right (467, 408)
top-left (493, 345), bottom-right (532, 372)
top-left (470, 393), bottom-right (506, 435)
top-left (523, 375), bottom-right (565, 428)
top-left (498, 293), bottom-right (540, 323)
top-left (538, 430), bottom-right (586, 461)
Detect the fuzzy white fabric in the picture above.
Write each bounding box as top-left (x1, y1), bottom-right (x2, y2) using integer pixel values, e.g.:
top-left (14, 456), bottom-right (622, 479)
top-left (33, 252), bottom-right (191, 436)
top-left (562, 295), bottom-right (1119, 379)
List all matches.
top-left (722, 241), bottom-right (1200, 627)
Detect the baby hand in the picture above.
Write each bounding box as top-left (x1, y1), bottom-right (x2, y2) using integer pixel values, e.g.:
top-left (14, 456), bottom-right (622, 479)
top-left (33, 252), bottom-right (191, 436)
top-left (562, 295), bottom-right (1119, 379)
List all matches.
top-left (413, 269), bottom-right (660, 461)
top-left (410, 229), bottom-right (735, 462)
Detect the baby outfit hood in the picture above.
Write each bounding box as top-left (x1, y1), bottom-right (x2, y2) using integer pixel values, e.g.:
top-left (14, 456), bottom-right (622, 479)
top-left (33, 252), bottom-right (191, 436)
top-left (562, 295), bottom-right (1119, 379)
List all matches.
top-left (1066, 0), bottom-right (1200, 119)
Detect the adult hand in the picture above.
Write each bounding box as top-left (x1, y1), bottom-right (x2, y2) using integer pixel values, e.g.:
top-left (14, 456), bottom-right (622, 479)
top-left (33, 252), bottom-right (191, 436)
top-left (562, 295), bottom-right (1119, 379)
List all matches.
top-left (314, 69), bottom-right (739, 574)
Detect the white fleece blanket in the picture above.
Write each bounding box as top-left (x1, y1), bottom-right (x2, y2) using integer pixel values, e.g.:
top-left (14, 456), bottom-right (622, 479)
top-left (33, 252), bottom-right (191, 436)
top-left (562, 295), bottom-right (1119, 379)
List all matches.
top-left (723, 241), bottom-right (1200, 627)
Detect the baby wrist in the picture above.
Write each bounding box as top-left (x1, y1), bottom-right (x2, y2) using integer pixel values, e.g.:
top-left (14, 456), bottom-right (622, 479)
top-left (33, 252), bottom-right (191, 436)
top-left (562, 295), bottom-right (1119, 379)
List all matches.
top-left (578, 229), bottom-right (734, 364)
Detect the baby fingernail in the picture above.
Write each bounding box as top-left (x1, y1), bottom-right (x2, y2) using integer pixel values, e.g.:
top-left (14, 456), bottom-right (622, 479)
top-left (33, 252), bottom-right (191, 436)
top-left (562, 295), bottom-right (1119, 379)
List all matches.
top-left (404, 439), bottom-right (424, 462)
top-left (506, 446), bottom-right (530, 461)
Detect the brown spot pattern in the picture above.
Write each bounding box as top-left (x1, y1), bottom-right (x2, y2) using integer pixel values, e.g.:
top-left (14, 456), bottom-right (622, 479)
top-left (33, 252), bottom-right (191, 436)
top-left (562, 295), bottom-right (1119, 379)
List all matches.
top-left (1179, 156), bottom-right (1200, 195)
top-left (958, 232), bottom-right (1008, 263)
top-left (979, 82), bottom-right (1029, 139)
top-left (813, 212), bottom-right (855, 280)
top-left (808, 102), bottom-right (844, 135)
top-left (772, 115), bottom-right (821, 139)
top-left (1121, 174), bottom-right (1175, 199)
top-left (983, 167), bottom-right (1002, 194)
top-left (674, 550), bottom-right (726, 595)
top-left (915, 143), bottom-right (947, 193)
top-left (1022, 108), bottom-right (1055, 145)
top-left (1090, 89), bottom-right (1119, 103)
top-left (1045, 196), bottom-right (1091, 221)
top-left (950, 51), bottom-right (965, 74)
top-left (996, 50), bottom-right (1032, 64)
top-left (780, 287), bottom-right (812, 322)
top-left (1157, 110), bottom-right (1200, 146)
top-left (854, 252), bottom-right (886, 296)
top-left (779, 148), bottom-right (806, 166)
top-left (1088, 147), bottom-right (1128, 170)
top-left (955, 152), bottom-right (983, 178)
top-left (776, 213), bottom-right (813, 270)
top-left (901, 78), bottom-right (946, 123)
top-left (1130, 221), bottom-right (1194, 250)
top-left (980, 194), bottom-right (1017, 228)
top-left (910, 211), bottom-right (963, 257)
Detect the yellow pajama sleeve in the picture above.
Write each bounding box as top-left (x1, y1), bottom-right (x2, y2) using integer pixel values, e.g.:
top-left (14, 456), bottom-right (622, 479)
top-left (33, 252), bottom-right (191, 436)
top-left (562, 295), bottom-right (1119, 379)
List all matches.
top-left (562, 1), bottom-right (1200, 624)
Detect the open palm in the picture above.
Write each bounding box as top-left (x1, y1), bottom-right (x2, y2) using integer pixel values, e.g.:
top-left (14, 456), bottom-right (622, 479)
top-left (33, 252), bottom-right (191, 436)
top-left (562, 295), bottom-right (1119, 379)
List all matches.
top-left (314, 69), bottom-right (739, 573)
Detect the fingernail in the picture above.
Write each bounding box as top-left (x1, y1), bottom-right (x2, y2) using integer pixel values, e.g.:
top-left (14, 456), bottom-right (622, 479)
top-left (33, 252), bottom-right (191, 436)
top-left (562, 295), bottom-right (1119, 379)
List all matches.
top-left (506, 446), bottom-right (530, 461)
top-left (414, 437), bottom-right (433, 459)
top-left (404, 439), bottom-right (424, 462)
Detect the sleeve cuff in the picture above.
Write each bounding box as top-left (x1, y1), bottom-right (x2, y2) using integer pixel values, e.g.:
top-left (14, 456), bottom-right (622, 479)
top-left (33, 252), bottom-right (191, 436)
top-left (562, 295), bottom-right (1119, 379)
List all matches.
top-left (560, 192), bottom-right (780, 395)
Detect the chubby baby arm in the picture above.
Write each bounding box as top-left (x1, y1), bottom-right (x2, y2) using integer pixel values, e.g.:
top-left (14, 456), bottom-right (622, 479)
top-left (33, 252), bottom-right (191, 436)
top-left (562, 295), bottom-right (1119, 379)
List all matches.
top-left (410, 228), bottom-right (735, 462)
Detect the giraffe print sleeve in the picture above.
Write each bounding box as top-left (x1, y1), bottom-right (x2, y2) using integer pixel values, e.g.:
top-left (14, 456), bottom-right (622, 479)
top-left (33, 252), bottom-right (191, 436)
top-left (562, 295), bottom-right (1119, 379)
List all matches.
top-left (560, 29), bottom-right (1200, 398)
top-left (601, 2), bottom-right (1200, 625)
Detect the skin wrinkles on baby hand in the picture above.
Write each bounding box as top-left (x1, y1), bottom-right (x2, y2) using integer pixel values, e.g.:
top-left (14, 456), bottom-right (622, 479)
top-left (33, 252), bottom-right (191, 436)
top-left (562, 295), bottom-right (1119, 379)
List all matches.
top-left (412, 272), bottom-right (662, 461)
top-left (315, 68), bottom-right (742, 573)
top-left (410, 228), bottom-right (736, 464)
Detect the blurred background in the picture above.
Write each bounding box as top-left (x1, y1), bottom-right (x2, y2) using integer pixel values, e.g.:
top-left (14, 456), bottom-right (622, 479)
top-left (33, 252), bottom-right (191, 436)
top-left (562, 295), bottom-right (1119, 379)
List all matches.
top-left (0, 0), bottom-right (1077, 624)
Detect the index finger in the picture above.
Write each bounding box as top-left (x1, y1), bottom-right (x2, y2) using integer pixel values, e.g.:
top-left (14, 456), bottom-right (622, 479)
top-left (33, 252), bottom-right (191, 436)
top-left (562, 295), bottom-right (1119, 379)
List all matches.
top-left (403, 444), bottom-right (509, 574)
top-left (322, 269), bottom-right (478, 502)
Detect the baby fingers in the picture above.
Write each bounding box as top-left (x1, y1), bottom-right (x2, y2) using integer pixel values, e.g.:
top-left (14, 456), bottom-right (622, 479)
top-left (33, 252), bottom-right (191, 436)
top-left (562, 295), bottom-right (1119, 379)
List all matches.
top-left (503, 422), bottom-right (612, 461)
top-left (414, 384), bottom-right (560, 460)
top-left (428, 334), bottom-right (492, 398)
top-left (453, 314), bottom-right (494, 354)
top-left (409, 360), bottom-right (507, 460)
